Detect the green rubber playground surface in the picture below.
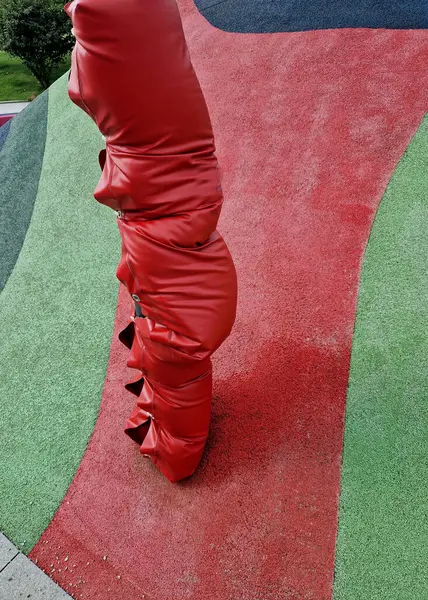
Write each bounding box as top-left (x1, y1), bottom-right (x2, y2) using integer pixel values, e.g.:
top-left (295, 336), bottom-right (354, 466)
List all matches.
top-left (0, 91), bottom-right (48, 290)
top-left (334, 115), bottom-right (428, 599)
top-left (0, 76), bottom-right (120, 553)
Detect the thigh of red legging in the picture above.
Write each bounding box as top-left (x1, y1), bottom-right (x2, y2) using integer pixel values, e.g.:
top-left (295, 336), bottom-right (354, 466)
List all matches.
top-left (116, 217), bottom-right (237, 352)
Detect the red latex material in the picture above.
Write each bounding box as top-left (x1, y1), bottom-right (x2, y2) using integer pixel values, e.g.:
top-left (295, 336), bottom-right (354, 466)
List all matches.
top-left (65, 0), bottom-right (237, 482)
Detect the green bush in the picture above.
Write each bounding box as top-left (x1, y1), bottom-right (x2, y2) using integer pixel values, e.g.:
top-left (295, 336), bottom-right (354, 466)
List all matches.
top-left (0, 0), bottom-right (73, 89)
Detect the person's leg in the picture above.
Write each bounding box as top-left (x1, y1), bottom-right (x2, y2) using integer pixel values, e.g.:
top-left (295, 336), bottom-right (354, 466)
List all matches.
top-left (66, 0), bottom-right (238, 482)
top-left (117, 216), bottom-right (236, 482)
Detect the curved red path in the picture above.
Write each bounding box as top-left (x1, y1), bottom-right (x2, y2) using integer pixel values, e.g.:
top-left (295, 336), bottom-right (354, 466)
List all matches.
top-left (30, 3), bottom-right (428, 599)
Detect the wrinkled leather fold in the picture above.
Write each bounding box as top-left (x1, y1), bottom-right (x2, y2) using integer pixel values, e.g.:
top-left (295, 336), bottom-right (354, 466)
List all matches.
top-left (65, 0), bottom-right (237, 482)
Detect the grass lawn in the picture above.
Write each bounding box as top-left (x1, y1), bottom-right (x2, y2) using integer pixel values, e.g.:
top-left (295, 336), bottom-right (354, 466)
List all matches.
top-left (0, 51), bottom-right (70, 101)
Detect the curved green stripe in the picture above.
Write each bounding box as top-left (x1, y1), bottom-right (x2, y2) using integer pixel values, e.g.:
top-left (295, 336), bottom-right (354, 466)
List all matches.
top-left (334, 116), bottom-right (428, 598)
top-left (0, 93), bottom-right (48, 290)
top-left (0, 75), bottom-right (120, 553)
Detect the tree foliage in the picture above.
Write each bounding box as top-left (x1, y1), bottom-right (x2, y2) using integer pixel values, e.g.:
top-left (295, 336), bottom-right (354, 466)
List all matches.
top-left (0, 0), bottom-right (73, 89)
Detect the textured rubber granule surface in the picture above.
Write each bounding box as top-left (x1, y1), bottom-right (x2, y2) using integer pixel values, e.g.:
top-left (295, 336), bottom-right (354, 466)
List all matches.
top-left (0, 77), bottom-right (119, 553)
top-left (29, 4), bottom-right (428, 598)
top-left (0, 92), bottom-right (48, 290)
top-left (196, 0), bottom-right (428, 33)
top-left (0, 118), bottom-right (11, 153)
top-left (334, 116), bottom-right (428, 600)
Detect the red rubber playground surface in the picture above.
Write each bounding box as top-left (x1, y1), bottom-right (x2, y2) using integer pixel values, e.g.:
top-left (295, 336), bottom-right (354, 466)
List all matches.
top-left (1, 0), bottom-right (428, 599)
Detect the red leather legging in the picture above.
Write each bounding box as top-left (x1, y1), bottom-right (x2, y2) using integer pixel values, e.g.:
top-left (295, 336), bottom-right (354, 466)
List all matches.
top-left (64, 0), bottom-right (237, 481)
top-left (116, 214), bottom-right (236, 482)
